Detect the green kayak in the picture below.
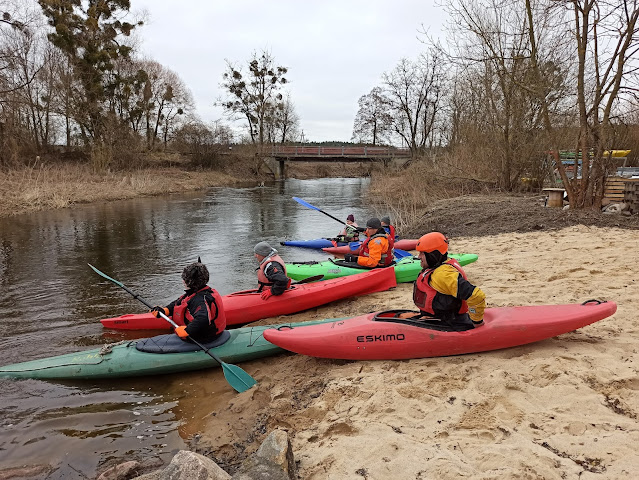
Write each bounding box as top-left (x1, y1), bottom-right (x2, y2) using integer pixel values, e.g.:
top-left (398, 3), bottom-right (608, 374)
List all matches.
top-left (286, 253), bottom-right (479, 283)
top-left (0, 318), bottom-right (338, 380)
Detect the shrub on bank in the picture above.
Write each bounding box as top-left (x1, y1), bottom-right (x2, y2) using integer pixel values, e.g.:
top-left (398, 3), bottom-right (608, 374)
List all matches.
top-left (368, 157), bottom-right (493, 233)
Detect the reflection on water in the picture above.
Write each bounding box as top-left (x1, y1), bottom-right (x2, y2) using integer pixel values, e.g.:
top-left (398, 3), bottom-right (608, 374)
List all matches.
top-left (0, 178), bottom-right (372, 478)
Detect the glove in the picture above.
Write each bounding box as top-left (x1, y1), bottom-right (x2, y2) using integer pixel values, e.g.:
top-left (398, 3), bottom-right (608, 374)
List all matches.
top-left (150, 306), bottom-right (169, 318)
top-left (261, 289), bottom-right (273, 300)
top-left (174, 325), bottom-right (189, 339)
top-left (344, 254), bottom-right (357, 263)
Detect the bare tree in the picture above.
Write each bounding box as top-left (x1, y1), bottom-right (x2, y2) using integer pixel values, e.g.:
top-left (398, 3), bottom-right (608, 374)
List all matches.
top-left (351, 86), bottom-right (391, 145)
top-left (264, 93), bottom-right (299, 144)
top-left (381, 50), bottom-right (446, 156)
top-left (442, 0), bottom-right (570, 190)
top-left (522, 0), bottom-right (639, 208)
top-left (219, 50), bottom-right (288, 152)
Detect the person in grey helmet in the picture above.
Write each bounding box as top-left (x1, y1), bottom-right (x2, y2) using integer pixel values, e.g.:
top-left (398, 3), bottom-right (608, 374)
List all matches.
top-left (150, 262), bottom-right (227, 342)
top-left (254, 241), bottom-right (291, 300)
top-left (380, 216), bottom-right (396, 251)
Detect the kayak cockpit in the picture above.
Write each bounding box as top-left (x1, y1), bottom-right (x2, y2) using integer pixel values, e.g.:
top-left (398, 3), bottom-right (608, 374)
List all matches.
top-left (136, 330), bottom-right (231, 353)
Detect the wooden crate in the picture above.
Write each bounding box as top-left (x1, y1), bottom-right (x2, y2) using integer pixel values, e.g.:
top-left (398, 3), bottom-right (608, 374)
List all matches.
top-left (604, 177), bottom-right (628, 202)
top-left (624, 178), bottom-right (639, 213)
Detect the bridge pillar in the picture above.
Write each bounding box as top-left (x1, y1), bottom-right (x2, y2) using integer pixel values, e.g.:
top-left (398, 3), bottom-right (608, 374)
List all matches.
top-left (262, 156), bottom-right (287, 179)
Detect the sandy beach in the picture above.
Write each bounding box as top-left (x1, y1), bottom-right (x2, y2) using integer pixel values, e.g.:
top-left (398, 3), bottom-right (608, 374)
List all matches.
top-left (195, 225), bottom-right (638, 479)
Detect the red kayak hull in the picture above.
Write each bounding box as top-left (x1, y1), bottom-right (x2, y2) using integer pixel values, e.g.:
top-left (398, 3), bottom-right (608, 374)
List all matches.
top-left (101, 268), bottom-right (397, 330)
top-left (262, 301), bottom-right (617, 360)
top-left (322, 238), bottom-right (418, 255)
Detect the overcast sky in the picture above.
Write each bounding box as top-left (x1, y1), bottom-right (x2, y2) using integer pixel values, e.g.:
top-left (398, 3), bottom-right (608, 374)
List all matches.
top-left (131, 1), bottom-right (447, 143)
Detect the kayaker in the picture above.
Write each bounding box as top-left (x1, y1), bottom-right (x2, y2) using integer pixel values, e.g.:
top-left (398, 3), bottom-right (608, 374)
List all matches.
top-left (254, 241), bottom-right (291, 300)
top-left (380, 216), bottom-right (396, 251)
top-left (408, 232), bottom-right (485, 331)
top-left (343, 217), bottom-right (392, 268)
top-left (335, 214), bottom-right (360, 243)
top-left (150, 262), bottom-right (227, 342)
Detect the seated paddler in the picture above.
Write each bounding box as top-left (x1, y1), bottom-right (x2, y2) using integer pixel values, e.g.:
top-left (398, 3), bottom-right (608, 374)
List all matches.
top-left (343, 217), bottom-right (392, 268)
top-left (381, 215), bottom-right (396, 251)
top-left (254, 241), bottom-right (291, 300)
top-left (150, 262), bottom-right (227, 342)
top-left (334, 214), bottom-right (360, 243)
top-left (409, 232), bottom-right (485, 331)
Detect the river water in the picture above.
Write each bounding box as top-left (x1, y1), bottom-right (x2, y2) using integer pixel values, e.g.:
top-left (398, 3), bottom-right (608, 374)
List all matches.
top-left (0, 178), bottom-right (375, 479)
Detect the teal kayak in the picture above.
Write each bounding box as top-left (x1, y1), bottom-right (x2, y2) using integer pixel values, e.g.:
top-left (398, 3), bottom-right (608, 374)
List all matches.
top-left (0, 318), bottom-right (338, 380)
top-left (286, 253), bottom-right (479, 283)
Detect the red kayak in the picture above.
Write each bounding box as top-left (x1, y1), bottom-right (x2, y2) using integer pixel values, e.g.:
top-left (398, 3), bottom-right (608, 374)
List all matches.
top-left (322, 238), bottom-right (418, 255)
top-left (262, 300), bottom-right (616, 360)
top-left (101, 268), bottom-right (397, 330)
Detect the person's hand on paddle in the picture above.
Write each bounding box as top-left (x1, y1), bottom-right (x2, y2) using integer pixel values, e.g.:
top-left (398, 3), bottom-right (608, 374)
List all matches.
top-left (344, 254), bottom-right (358, 263)
top-left (150, 306), bottom-right (169, 318)
top-left (174, 325), bottom-right (188, 339)
top-left (261, 288), bottom-right (273, 301)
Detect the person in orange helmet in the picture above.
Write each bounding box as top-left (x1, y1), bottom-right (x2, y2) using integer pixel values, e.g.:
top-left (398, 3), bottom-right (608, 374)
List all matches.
top-left (344, 217), bottom-right (392, 268)
top-left (410, 232), bottom-right (485, 330)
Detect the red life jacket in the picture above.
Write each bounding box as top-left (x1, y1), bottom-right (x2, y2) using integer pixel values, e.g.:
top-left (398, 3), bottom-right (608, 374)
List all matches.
top-left (358, 232), bottom-right (393, 267)
top-left (173, 286), bottom-right (226, 334)
top-left (413, 259), bottom-right (469, 316)
top-left (256, 254), bottom-right (289, 288)
top-left (386, 224), bottom-right (396, 251)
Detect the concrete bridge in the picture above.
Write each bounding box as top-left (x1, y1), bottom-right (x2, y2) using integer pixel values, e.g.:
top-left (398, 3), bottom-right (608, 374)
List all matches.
top-left (262, 145), bottom-right (411, 179)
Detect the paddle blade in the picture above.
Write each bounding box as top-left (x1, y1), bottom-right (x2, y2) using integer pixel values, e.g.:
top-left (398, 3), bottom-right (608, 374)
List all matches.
top-left (221, 363), bottom-right (257, 393)
top-left (348, 242), bottom-right (361, 252)
top-left (393, 249), bottom-right (412, 259)
top-left (88, 263), bottom-right (124, 288)
top-left (292, 197), bottom-right (320, 212)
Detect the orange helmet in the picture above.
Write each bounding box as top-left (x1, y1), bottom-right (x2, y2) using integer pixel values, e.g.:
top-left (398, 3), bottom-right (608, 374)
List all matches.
top-left (416, 232), bottom-right (449, 254)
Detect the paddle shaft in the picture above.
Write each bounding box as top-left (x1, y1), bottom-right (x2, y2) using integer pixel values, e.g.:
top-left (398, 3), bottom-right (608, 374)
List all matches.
top-left (319, 209), bottom-right (348, 226)
top-left (291, 274), bottom-right (323, 285)
top-left (292, 196), bottom-right (348, 226)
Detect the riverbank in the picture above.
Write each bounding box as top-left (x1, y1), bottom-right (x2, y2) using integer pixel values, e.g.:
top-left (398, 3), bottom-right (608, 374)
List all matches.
top-left (0, 164), bottom-right (245, 218)
top-left (0, 156), bottom-right (380, 218)
top-left (189, 224), bottom-right (638, 478)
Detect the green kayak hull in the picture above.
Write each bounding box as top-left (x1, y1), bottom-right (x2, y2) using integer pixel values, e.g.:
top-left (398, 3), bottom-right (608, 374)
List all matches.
top-left (0, 319), bottom-right (338, 380)
top-left (286, 253), bottom-right (479, 283)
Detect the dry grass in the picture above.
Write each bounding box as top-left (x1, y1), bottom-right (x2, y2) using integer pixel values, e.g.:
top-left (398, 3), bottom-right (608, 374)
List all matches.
top-left (0, 163), bottom-right (242, 217)
top-left (368, 158), bottom-right (493, 232)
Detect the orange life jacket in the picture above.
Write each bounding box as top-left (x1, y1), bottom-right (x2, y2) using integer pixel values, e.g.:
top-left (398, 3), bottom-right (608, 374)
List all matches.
top-left (413, 259), bottom-right (469, 316)
top-left (358, 232), bottom-right (392, 267)
top-left (256, 253), bottom-right (289, 289)
top-left (172, 286), bottom-right (226, 334)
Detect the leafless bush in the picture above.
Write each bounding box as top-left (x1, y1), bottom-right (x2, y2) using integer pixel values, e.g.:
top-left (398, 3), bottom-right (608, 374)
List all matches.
top-left (369, 157), bottom-right (492, 232)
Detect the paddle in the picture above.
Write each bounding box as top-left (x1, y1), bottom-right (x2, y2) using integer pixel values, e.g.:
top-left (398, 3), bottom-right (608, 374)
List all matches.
top-left (393, 249), bottom-right (411, 259)
top-left (292, 197), bottom-right (349, 226)
top-left (88, 264), bottom-right (257, 393)
top-left (291, 274), bottom-right (324, 285)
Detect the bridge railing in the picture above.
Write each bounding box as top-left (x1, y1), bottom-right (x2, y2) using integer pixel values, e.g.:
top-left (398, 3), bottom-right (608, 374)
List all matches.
top-left (269, 145), bottom-right (411, 157)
